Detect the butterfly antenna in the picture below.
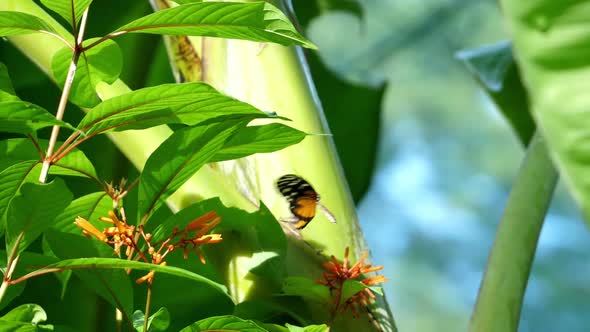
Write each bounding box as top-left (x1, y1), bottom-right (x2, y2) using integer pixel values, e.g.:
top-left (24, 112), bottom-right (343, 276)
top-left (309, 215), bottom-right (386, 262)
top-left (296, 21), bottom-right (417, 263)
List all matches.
top-left (318, 203), bottom-right (337, 224)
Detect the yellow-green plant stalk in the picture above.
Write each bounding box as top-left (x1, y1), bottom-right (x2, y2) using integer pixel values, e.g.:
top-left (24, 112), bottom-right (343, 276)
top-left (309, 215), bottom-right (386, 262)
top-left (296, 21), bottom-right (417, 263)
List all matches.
top-left (2, 0), bottom-right (396, 330)
top-left (150, 1), bottom-right (396, 330)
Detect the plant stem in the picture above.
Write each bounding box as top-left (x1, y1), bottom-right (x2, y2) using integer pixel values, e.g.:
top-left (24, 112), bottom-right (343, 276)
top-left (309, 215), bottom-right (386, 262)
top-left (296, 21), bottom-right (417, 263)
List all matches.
top-left (469, 132), bottom-right (558, 332)
top-left (144, 281), bottom-right (153, 332)
top-left (39, 8), bottom-right (89, 183)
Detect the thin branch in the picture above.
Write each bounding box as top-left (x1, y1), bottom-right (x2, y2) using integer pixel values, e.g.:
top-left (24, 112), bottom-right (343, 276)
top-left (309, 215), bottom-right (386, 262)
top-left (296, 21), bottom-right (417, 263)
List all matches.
top-left (26, 134), bottom-right (44, 160)
top-left (39, 8), bottom-right (90, 183)
top-left (143, 282), bottom-right (154, 332)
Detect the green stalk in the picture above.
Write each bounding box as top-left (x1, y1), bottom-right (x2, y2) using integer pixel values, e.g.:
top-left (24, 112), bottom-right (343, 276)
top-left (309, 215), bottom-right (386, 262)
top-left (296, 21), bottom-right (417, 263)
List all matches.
top-left (469, 132), bottom-right (558, 332)
top-left (150, 0), bottom-right (396, 329)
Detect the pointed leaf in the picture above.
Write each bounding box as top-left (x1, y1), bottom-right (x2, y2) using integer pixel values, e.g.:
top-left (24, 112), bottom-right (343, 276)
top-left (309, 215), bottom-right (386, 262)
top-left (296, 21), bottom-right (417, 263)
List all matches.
top-left (6, 178), bottom-right (72, 255)
top-left (281, 277), bottom-right (331, 303)
top-left (0, 11), bottom-right (56, 36)
top-left (456, 41), bottom-right (534, 145)
top-left (286, 324), bottom-right (329, 332)
top-left (1, 304), bottom-right (47, 324)
top-left (0, 62), bottom-right (17, 101)
top-left (340, 279), bottom-right (381, 305)
top-left (151, 198), bottom-right (286, 288)
top-left (138, 121), bottom-right (246, 220)
top-left (211, 123), bottom-right (307, 162)
top-left (133, 308), bottom-right (170, 332)
top-left (77, 83), bottom-right (270, 137)
top-left (0, 161), bottom-right (41, 231)
top-left (28, 256), bottom-right (228, 294)
top-left (499, 0), bottom-right (590, 223)
top-left (181, 315), bottom-right (268, 332)
top-left (52, 38), bottom-right (122, 108)
top-left (40, 0), bottom-right (93, 27)
top-left (0, 100), bottom-right (77, 134)
top-left (114, 2), bottom-right (315, 49)
top-left (53, 192), bottom-right (111, 233)
top-left (0, 138), bottom-right (97, 178)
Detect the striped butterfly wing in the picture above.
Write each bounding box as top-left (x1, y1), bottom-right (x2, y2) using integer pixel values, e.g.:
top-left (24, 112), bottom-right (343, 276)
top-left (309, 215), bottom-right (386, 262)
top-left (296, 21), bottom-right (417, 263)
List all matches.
top-left (277, 175), bottom-right (319, 229)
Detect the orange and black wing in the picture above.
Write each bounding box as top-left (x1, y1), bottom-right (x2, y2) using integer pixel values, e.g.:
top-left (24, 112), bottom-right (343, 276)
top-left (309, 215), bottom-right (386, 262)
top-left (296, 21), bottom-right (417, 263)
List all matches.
top-left (277, 174), bottom-right (319, 229)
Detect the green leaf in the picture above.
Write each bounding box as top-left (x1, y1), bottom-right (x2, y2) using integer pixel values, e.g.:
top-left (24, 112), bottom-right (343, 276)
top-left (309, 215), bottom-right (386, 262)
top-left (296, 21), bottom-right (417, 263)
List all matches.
top-left (6, 178), bottom-right (73, 255)
top-left (1, 304), bottom-right (47, 324)
top-left (40, 0), bottom-right (93, 27)
top-left (29, 256), bottom-right (228, 294)
top-left (114, 2), bottom-right (315, 49)
top-left (0, 100), bottom-right (77, 134)
top-left (0, 161), bottom-right (42, 234)
top-left (234, 298), bottom-right (311, 327)
top-left (173, 0), bottom-right (203, 4)
top-left (53, 192), bottom-right (111, 233)
top-left (286, 323), bottom-right (329, 332)
top-left (181, 315), bottom-right (268, 332)
top-left (498, 0), bottom-right (590, 222)
top-left (151, 198), bottom-right (286, 290)
top-left (0, 138), bottom-right (97, 179)
top-left (281, 277), bottom-right (331, 303)
top-left (456, 41), bottom-right (534, 145)
top-left (0, 62), bottom-right (17, 99)
top-left (132, 308), bottom-right (170, 332)
top-left (138, 121), bottom-right (246, 221)
top-left (340, 279), bottom-right (380, 305)
top-left (52, 38), bottom-right (122, 108)
top-left (44, 231), bottom-right (134, 317)
top-left (77, 83), bottom-right (269, 137)
top-left (211, 123), bottom-right (307, 162)
top-left (0, 11), bottom-right (57, 36)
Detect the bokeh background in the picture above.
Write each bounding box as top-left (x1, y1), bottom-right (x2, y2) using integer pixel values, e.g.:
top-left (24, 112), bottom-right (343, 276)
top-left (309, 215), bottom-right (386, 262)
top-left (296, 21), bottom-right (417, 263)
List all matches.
top-left (304, 1), bottom-right (590, 331)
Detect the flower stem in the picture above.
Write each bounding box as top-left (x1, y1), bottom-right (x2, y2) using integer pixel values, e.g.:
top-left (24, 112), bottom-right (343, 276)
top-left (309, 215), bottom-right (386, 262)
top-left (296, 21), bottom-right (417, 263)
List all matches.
top-left (144, 281), bottom-right (153, 332)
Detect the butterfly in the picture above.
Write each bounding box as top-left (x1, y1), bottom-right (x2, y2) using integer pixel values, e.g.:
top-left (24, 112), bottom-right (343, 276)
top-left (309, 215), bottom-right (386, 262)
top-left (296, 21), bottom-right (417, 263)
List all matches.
top-left (276, 174), bottom-right (336, 229)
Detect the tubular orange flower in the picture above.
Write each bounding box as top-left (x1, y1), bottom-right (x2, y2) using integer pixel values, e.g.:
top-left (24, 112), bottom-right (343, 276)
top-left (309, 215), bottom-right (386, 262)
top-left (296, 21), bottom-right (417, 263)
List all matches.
top-left (317, 247), bottom-right (388, 320)
top-left (74, 217), bottom-right (107, 242)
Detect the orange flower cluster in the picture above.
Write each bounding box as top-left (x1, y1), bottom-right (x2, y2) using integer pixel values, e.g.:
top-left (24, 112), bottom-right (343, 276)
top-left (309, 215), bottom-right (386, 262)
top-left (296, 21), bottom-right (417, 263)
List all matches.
top-left (317, 247), bottom-right (388, 318)
top-left (74, 209), bottom-right (222, 284)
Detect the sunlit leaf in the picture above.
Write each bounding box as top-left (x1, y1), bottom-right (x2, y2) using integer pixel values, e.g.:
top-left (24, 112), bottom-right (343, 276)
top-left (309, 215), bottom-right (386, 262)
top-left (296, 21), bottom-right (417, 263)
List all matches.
top-left (52, 38), bottom-right (122, 108)
top-left (499, 1), bottom-right (590, 222)
top-left (150, 198), bottom-right (286, 289)
top-left (138, 121), bottom-right (246, 221)
top-left (0, 100), bottom-right (77, 134)
top-left (286, 323), bottom-right (329, 332)
top-left (281, 277), bottom-right (331, 303)
top-left (0, 138), bottom-right (98, 178)
top-left (28, 256), bottom-right (228, 294)
top-left (211, 123), bottom-right (307, 162)
top-left (77, 83), bottom-right (270, 137)
top-left (53, 192), bottom-right (111, 233)
top-left (172, 0), bottom-right (203, 4)
top-left (339, 279), bottom-right (382, 305)
top-left (0, 11), bottom-right (57, 36)
top-left (132, 308), bottom-right (170, 332)
top-left (114, 2), bottom-right (315, 49)
top-left (456, 41), bottom-right (534, 145)
top-left (1, 303), bottom-right (47, 324)
top-left (40, 0), bottom-right (93, 27)
top-left (0, 62), bottom-right (17, 101)
top-left (180, 315), bottom-right (268, 332)
top-left (5, 179), bottom-right (72, 255)
top-left (0, 161), bottom-right (41, 232)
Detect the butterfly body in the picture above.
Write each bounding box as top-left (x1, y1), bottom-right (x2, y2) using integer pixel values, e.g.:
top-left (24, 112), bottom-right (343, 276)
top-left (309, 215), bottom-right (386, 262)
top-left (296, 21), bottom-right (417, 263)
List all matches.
top-left (277, 174), bottom-right (334, 230)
